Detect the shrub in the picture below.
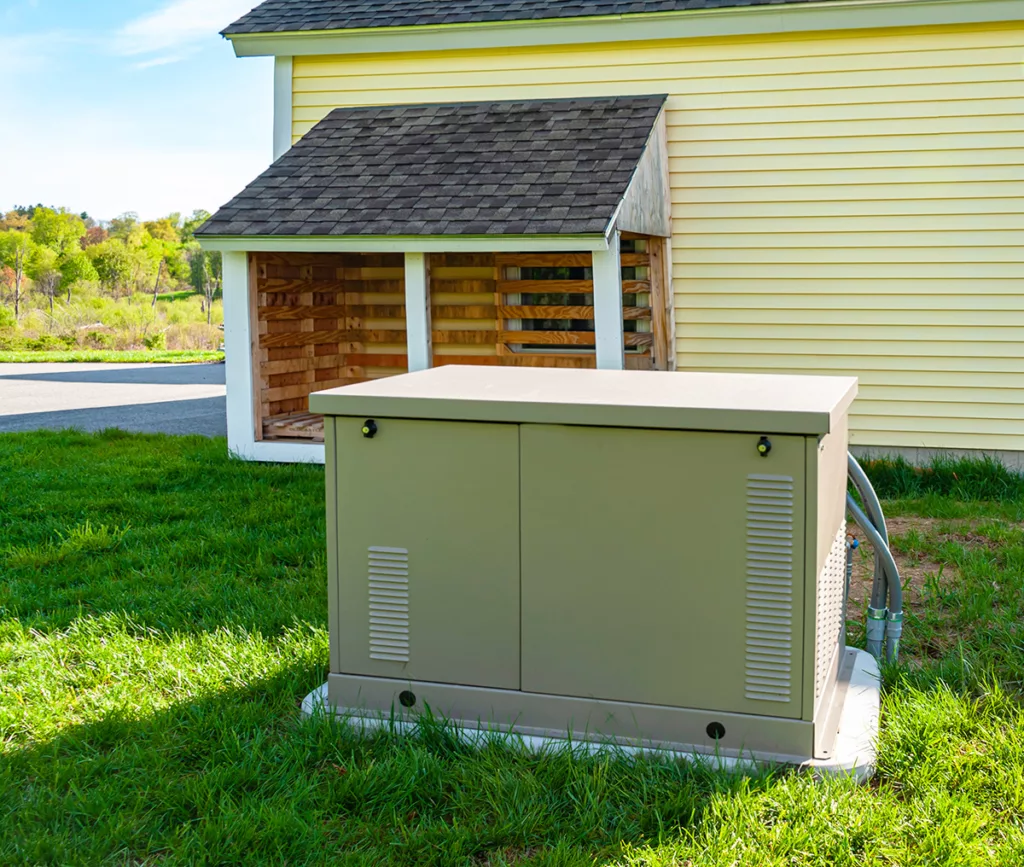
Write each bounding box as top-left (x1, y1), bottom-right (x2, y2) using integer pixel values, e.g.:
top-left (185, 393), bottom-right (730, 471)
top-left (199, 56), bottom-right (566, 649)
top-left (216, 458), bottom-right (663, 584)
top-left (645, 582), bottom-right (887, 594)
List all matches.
top-left (143, 332), bottom-right (167, 351)
top-left (0, 306), bottom-right (16, 329)
top-left (84, 331), bottom-right (115, 349)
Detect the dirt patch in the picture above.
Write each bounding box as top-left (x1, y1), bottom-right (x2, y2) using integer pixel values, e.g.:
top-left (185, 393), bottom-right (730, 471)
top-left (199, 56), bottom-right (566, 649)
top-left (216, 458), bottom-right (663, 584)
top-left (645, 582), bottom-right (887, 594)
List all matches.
top-left (847, 517), bottom-right (958, 620)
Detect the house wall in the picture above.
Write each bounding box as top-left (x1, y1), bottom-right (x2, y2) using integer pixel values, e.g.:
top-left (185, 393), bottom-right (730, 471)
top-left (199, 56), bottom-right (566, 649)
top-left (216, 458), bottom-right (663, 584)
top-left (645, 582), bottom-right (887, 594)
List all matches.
top-left (290, 21), bottom-right (1024, 453)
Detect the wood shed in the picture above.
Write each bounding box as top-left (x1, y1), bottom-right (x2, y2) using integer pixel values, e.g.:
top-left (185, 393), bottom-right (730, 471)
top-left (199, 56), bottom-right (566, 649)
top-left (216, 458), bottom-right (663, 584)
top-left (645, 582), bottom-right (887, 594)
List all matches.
top-left (198, 96), bottom-right (674, 462)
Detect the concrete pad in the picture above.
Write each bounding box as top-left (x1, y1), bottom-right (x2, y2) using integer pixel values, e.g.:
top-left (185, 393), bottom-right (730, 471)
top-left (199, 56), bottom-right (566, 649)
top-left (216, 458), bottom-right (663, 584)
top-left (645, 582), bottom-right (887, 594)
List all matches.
top-left (301, 648), bottom-right (880, 783)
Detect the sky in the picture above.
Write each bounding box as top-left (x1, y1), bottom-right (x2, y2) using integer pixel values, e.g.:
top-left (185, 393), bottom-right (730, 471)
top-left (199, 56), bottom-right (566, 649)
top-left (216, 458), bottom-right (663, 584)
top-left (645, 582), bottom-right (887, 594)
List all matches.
top-left (0, 0), bottom-right (273, 222)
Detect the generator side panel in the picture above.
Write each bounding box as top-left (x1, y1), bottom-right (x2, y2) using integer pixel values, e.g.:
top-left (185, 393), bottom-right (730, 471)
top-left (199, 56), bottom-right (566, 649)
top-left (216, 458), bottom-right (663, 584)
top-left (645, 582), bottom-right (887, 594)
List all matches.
top-left (331, 416), bottom-right (521, 690)
top-left (805, 413), bottom-right (853, 755)
top-left (520, 424), bottom-right (808, 720)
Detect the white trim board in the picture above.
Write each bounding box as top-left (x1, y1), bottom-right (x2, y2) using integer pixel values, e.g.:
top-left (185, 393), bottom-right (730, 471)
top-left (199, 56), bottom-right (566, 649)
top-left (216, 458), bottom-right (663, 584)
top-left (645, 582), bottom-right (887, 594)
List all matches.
top-left (227, 0), bottom-right (1022, 58)
top-left (233, 439), bottom-right (326, 465)
top-left (199, 234), bottom-right (611, 254)
top-left (221, 251), bottom-right (257, 460)
top-left (273, 56), bottom-right (293, 161)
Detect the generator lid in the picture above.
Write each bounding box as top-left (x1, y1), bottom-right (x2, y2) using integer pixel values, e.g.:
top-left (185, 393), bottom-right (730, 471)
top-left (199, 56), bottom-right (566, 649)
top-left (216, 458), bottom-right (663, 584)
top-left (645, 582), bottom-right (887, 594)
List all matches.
top-left (310, 367), bottom-right (857, 436)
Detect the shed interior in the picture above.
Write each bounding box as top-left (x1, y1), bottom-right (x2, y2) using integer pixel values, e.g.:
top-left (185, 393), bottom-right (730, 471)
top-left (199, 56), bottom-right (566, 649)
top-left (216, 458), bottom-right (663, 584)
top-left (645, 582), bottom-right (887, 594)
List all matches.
top-left (251, 234), bottom-right (673, 444)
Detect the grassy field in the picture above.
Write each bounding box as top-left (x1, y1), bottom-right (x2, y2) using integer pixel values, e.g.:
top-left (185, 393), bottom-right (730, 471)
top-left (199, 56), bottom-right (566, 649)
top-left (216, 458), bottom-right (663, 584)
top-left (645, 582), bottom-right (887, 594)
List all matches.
top-left (1, 432), bottom-right (1022, 866)
top-left (0, 349), bottom-right (224, 364)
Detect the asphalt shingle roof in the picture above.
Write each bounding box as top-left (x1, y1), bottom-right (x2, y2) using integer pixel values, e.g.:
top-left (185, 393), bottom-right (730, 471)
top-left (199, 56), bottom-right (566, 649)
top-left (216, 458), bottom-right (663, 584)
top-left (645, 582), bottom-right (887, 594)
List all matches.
top-left (197, 96), bottom-right (667, 238)
top-left (225, 0), bottom-right (854, 34)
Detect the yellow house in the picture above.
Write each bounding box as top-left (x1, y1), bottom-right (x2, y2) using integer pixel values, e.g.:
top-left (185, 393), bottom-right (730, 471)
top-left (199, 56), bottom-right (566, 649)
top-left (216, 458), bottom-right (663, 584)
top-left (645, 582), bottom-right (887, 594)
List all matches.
top-left (197, 0), bottom-right (1024, 466)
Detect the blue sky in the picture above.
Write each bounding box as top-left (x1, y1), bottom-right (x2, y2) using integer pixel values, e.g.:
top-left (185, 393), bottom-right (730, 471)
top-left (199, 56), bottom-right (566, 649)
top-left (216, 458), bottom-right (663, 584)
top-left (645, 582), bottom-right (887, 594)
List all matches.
top-left (0, 0), bottom-right (272, 222)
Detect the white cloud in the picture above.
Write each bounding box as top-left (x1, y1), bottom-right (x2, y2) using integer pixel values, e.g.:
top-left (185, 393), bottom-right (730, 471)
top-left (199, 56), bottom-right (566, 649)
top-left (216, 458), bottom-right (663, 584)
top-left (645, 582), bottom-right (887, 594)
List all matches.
top-left (133, 54), bottom-right (187, 70)
top-left (116, 0), bottom-right (257, 58)
top-left (0, 32), bottom-right (78, 77)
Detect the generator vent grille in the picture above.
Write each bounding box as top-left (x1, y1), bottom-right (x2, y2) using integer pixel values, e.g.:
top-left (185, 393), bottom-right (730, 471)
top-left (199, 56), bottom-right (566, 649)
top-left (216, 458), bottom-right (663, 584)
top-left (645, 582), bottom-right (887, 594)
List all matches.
top-left (815, 523), bottom-right (848, 703)
top-left (744, 474), bottom-right (795, 704)
top-left (368, 546), bottom-right (410, 662)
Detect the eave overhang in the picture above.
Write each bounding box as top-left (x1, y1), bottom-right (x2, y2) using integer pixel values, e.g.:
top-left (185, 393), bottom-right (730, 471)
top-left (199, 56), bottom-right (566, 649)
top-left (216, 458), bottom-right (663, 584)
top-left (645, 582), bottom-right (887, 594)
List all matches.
top-left (224, 0), bottom-right (1022, 58)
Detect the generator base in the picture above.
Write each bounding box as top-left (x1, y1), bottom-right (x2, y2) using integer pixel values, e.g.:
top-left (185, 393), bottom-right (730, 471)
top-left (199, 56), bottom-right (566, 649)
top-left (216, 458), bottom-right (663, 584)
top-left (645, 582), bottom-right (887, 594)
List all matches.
top-left (302, 649), bottom-right (879, 783)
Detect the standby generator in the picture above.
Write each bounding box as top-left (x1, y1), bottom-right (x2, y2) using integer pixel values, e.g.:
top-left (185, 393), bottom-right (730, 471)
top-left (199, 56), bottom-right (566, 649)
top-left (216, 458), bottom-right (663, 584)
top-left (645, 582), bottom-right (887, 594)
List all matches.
top-left (306, 366), bottom-right (893, 777)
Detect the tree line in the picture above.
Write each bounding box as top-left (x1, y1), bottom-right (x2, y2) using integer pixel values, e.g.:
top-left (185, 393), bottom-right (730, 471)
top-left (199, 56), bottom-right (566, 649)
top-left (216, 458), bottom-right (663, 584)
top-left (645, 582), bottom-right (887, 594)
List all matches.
top-left (0, 206), bottom-right (222, 324)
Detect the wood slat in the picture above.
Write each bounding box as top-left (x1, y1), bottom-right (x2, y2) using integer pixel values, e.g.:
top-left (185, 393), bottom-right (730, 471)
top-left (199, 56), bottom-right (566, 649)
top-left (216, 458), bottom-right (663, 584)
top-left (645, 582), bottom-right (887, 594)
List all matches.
top-left (263, 413), bottom-right (326, 441)
top-left (343, 354), bottom-right (409, 367)
top-left (498, 279), bottom-right (593, 293)
top-left (498, 306), bottom-right (651, 320)
top-left (433, 330), bottom-right (499, 345)
top-left (431, 279), bottom-right (497, 293)
top-left (499, 331), bottom-right (655, 347)
top-left (265, 378), bottom-right (365, 403)
top-left (495, 253), bottom-right (594, 268)
top-left (432, 305), bottom-right (497, 319)
top-left (496, 280), bottom-right (651, 294)
top-left (621, 253), bottom-right (650, 267)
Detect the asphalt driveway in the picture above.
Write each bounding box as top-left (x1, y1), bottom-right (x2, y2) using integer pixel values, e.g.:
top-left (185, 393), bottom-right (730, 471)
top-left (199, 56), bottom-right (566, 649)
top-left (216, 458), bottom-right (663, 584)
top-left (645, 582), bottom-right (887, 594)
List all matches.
top-left (0, 363), bottom-right (227, 437)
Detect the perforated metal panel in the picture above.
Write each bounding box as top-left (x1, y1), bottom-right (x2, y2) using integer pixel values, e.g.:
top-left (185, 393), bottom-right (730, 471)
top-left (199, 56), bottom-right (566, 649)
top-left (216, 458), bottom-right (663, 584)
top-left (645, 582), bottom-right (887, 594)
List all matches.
top-left (815, 523), bottom-right (848, 703)
top-left (744, 474), bottom-right (796, 705)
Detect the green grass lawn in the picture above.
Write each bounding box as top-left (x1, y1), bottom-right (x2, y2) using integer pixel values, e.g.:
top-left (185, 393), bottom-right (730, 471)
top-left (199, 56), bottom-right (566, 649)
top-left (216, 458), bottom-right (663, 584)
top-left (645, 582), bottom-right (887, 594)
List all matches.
top-left (1, 432), bottom-right (1022, 866)
top-left (0, 350), bottom-right (224, 364)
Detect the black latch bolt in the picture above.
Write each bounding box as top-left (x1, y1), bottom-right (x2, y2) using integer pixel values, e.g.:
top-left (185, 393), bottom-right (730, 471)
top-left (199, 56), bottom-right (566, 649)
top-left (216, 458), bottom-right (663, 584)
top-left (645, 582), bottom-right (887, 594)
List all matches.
top-left (757, 436), bottom-right (772, 457)
top-left (362, 419), bottom-right (378, 439)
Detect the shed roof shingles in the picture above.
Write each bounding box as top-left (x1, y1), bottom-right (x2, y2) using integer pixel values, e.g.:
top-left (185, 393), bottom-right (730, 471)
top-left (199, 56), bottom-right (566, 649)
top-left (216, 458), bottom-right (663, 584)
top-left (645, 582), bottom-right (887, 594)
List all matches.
top-left (225, 0), bottom-right (852, 35)
top-left (196, 95), bottom-right (667, 239)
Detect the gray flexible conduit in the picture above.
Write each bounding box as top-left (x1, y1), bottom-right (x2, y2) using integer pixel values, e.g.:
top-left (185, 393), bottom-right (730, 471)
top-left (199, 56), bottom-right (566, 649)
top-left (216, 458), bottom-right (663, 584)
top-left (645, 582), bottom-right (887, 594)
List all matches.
top-left (846, 453), bottom-right (904, 661)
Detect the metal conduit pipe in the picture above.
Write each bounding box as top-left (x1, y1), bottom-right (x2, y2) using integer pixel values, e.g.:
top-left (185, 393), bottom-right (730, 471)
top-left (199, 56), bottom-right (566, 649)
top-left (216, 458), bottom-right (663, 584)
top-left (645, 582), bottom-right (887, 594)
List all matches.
top-left (845, 476), bottom-right (904, 661)
top-left (847, 454), bottom-right (890, 659)
top-left (847, 453), bottom-right (904, 661)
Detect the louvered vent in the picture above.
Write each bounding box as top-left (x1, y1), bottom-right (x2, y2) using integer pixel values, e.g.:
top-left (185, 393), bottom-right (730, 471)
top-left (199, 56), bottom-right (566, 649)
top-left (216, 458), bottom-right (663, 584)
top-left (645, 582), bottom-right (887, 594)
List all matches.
top-left (815, 523), bottom-right (848, 703)
top-left (368, 546), bottom-right (409, 662)
top-left (744, 474), bottom-right (795, 704)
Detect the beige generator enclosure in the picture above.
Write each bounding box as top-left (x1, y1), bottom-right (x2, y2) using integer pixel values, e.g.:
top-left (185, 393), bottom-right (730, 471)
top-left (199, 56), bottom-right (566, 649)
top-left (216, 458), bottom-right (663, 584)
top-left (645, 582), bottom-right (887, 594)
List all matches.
top-left (307, 366), bottom-right (878, 770)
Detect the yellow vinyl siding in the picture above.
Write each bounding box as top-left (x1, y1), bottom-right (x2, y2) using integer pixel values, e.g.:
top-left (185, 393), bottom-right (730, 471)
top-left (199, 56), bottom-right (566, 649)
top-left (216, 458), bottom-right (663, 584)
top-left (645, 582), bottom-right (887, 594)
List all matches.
top-left (292, 22), bottom-right (1024, 452)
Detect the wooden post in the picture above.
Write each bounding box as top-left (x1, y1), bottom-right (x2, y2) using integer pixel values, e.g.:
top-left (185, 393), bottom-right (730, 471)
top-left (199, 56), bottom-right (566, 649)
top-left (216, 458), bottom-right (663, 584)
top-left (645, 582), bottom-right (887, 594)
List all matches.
top-left (404, 252), bottom-right (433, 372)
top-left (222, 250), bottom-right (257, 456)
top-left (648, 236), bottom-right (676, 371)
top-left (593, 231), bottom-right (625, 370)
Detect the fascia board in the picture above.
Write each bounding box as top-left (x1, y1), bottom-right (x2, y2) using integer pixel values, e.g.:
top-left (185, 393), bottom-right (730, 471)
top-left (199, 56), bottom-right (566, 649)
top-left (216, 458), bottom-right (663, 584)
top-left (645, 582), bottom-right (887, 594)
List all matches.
top-left (226, 0), bottom-right (1024, 58)
top-left (198, 235), bottom-right (610, 253)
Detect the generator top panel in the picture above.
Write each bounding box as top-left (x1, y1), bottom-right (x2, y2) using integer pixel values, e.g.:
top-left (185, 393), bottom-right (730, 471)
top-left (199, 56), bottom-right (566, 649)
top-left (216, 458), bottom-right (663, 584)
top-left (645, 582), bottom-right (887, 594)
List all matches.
top-left (309, 366), bottom-right (858, 436)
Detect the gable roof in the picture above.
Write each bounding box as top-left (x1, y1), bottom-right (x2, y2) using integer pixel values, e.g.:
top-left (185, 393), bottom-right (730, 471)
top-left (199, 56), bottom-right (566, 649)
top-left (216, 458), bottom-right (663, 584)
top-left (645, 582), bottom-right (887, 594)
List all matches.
top-left (224, 0), bottom-right (854, 35)
top-left (196, 96), bottom-right (667, 239)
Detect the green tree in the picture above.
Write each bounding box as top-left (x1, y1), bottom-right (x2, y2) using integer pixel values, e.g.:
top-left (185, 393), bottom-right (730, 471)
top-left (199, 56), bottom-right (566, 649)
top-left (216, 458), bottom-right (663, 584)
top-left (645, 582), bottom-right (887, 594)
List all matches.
top-left (187, 245), bottom-right (222, 325)
top-left (31, 207), bottom-right (86, 260)
top-left (31, 207), bottom-right (88, 302)
top-left (144, 214), bottom-right (181, 244)
top-left (88, 239), bottom-right (134, 299)
top-left (0, 211), bottom-right (31, 232)
top-left (28, 246), bottom-right (61, 315)
top-left (108, 212), bottom-right (140, 241)
top-left (0, 230), bottom-right (35, 320)
top-left (60, 251), bottom-right (98, 301)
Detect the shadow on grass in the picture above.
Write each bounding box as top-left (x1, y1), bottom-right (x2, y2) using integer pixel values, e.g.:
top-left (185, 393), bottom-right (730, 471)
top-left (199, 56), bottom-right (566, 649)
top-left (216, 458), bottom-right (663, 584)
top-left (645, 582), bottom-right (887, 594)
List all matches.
top-left (0, 658), bottom-right (757, 867)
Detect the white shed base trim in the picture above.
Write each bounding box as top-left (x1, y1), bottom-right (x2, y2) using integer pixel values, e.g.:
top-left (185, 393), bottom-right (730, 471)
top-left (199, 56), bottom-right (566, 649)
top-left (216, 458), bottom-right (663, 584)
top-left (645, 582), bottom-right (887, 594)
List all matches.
top-left (301, 649), bottom-right (879, 783)
top-left (231, 440), bottom-right (325, 464)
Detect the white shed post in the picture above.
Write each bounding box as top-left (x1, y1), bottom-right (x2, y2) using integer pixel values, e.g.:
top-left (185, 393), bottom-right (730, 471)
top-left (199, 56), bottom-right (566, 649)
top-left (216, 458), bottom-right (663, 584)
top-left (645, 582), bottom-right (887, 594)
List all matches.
top-left (404, 252), bottom-right (433, 372)
top-left (592, 230), bottom-right (625, 370)
top-left (222, 250), bottom-right (256, 457)
top-left (273, 56), bottom-right (293, 161)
